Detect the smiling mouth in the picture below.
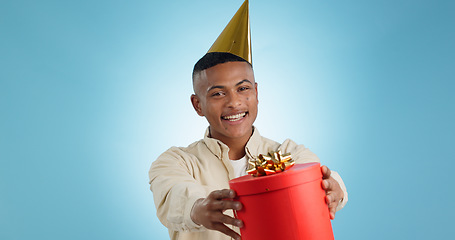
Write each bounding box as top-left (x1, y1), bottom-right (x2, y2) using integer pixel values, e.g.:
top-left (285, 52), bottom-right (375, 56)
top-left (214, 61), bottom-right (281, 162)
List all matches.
top-left (221, 112), bottom-right (247, 122)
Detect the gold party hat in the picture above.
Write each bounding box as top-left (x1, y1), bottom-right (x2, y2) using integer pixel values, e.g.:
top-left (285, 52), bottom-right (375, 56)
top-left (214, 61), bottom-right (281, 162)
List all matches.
top-left (208, 0), bottom-right (252, 64)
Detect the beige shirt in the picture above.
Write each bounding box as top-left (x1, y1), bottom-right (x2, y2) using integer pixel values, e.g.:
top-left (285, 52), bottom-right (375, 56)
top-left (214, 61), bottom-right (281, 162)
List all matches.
top-left (149, 127), bottom-right (348, 240)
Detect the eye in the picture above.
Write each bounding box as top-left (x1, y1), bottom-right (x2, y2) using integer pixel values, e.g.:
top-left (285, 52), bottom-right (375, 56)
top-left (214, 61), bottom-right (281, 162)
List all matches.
top-left (211, 91), bottom-right (224, 97)
top-left (239, 86), bottom-right (250, 91)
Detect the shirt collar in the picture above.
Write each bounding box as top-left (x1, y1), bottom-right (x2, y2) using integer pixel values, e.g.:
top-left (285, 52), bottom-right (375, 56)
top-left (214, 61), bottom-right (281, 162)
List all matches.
top-left (203, 126), bottom-right (262, 160)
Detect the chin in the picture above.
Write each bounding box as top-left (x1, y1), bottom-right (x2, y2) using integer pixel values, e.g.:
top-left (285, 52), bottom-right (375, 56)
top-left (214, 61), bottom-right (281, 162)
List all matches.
top-left (226, 125), bottom-right (253, 138)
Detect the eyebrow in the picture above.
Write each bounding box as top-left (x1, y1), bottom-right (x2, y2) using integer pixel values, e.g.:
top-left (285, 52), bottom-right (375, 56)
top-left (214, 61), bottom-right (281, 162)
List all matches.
top-left (207, 79), bottom-right (253, 92)
top-left (236, 79), bottom-right (253, 87)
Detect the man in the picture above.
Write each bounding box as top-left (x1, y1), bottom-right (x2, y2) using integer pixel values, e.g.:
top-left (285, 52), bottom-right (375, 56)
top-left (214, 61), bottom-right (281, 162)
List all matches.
top-left (149, 1), bottom-right (347, 240)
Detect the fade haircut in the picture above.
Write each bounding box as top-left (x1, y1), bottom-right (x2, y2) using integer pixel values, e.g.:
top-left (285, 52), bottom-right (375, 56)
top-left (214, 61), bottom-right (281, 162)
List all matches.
top-left (192, 52), bottom-right (252, 83)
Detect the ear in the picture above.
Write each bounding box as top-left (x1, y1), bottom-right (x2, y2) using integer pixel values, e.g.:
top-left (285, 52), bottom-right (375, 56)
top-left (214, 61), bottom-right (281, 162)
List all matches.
top-left (191, 94), bottom-right (204, 116)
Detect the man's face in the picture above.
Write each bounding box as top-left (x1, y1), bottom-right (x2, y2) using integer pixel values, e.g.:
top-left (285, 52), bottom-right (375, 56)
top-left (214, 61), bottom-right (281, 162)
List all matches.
top-left (191, 61), bottom-right (258, 143)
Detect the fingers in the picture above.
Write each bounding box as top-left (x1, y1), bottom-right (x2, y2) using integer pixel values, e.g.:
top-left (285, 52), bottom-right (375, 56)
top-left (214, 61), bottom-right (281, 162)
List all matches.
top-left (322, 179), bottom-right (330, 191)
top-left (207, 189), bottom-right (236, 200)
top-left (326, 194), bottom-right (338, 220)
top-left (323, 178), bottom-right (341, 204)
top-left (325, 192), bottom-right (339, 207)
top-left (192, 189), bottom-right (244, 230)
top-left (206, 190), bottom-right (242, 212)
top-left (212, 222), bottom-right (242, 240)
top-left (321, 165), bottom-right (331, 179)
top-left (209, 211), bottom-right (243, 228)
top-left (209, 199), bottom-right (243, 212)
top-left (328, 205), bottom-right (337, 220)
top-left (322, 175), bottom-right (342, 220)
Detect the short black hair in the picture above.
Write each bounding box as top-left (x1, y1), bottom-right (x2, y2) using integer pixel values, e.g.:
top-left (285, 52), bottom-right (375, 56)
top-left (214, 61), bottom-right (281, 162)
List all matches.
top-left (192, 52), bottom-right (252, 81)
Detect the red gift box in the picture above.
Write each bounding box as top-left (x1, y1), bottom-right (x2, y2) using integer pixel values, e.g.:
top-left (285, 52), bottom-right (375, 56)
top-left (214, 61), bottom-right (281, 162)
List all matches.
top-left (229, 162), bottom-right (334, 240)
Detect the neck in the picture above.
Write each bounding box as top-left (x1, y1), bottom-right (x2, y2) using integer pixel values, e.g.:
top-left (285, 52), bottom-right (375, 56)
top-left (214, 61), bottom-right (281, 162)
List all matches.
top-left (210, 127), bottom-right (253, 160)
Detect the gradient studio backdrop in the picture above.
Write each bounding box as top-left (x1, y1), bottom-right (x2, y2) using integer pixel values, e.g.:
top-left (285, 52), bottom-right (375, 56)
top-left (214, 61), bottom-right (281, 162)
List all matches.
top-left (1, 0), bottom-right (454, 239)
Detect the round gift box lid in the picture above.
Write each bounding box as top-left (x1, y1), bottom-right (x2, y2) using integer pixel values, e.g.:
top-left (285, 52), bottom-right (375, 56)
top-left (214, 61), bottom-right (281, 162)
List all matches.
top-left (229, 162), bottom-right (321, 196)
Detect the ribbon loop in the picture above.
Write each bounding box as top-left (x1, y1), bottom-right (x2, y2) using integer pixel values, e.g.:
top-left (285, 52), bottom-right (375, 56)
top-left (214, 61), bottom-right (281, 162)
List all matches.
top-left (246, 150), bottom-right (295, 177)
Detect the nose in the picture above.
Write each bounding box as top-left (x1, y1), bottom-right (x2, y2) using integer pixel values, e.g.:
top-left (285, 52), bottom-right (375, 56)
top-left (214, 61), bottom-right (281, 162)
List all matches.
top-left (226, 92), bottom-right (242, 108)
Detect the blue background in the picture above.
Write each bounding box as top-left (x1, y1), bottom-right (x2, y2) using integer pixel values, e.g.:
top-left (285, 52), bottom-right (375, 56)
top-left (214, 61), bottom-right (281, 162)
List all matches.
top-left (1, 0), bottom-right (454, 239)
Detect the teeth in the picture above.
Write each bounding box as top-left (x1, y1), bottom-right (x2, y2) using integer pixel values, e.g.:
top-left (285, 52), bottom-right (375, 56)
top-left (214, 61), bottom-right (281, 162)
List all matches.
top-left (222, 112), bottom-right (246, 121)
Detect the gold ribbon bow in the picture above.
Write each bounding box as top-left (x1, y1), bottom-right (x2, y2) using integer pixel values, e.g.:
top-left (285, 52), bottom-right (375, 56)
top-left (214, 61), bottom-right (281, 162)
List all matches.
top-left (246, 150), bottom-right (295, 177)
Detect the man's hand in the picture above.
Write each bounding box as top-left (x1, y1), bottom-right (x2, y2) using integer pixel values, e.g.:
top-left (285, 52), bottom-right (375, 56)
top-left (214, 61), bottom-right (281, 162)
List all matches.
top-left (190, 189), bottom-right (243, 240)
top-left (321, 165), bottom-right (344, 220)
